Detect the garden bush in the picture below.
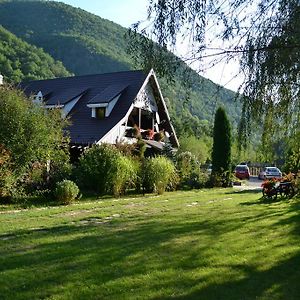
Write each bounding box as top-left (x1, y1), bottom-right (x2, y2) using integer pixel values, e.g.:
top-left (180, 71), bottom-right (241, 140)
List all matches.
top-left (294, 172), bottom-right (300, 195)
top-left (0, 144), bottom-right (14, 199)
top-left (0, 87), bottom-right (70, 201)
top-left (74, 144), bottom-right (139, 195)
top-left (134, 139), bottom-right (147, 159)
top-left (143, 156), bottom-right (177, 194)
top-left (113, 155), bottom-right (139, 196)
top-left (176, 151), bottom-right (208, 189)
top-left (54, 180), bottom-right (79, 204)
top-left (208, 170), bottom-right (234, 188)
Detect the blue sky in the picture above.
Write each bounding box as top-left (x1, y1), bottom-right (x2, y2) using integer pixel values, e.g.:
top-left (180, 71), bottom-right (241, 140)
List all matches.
top-left (53, 0), bottom-right (149, 28)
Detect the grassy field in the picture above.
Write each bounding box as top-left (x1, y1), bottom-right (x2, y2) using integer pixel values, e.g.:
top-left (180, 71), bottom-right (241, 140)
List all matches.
top-left (0, 188), bottom-right (299, 299)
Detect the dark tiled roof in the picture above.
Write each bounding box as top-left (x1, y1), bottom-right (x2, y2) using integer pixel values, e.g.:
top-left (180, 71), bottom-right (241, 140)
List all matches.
top-left (46, 87), bottom-right (87, 105)
top-left (88, 83), bottom-right (128, 104)
top-left (19, 70), bottom-right (147, 144)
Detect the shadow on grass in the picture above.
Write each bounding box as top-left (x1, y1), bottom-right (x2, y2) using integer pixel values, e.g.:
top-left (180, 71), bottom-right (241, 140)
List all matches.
top-left (1, 195), bottom-right (300, 299)
top-left (0, 210), bottom-right (255, 298)
top-left (173, 198), bottom-right (300, 300)
top-left (227, 189), bottom-right (262, 195)
top-left (161, 251), bottom-right (300, 299)
top-left (240, 194), bottom-right (298, 206)
top-left (273, 197), bottom-right (300, 235)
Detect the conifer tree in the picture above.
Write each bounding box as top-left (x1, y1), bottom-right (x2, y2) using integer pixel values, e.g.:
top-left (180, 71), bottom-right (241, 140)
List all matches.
top-left (211, 107), bottom-right (232, 186)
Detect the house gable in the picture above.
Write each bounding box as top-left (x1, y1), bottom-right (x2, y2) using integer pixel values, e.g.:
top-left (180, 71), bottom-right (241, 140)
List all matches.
top-left (100, 69), bottom-right (179, 148)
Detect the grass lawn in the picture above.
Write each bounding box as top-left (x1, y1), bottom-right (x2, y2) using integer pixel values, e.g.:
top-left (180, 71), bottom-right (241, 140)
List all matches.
top-left (0, 188), bottom-right (300, 299)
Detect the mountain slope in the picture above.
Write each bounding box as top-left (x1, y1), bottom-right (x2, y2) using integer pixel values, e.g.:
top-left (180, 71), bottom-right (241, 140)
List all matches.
top-left (0, 0), bottom-right (241, 135)
top-left (0, 25), bottom-right (70, 82)
top-left (0, 0), bottom-right (132, 75)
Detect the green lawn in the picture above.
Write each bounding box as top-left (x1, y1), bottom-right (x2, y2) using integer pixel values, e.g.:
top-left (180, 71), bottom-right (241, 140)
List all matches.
top-left (0, 189), bottom-right (300, 299)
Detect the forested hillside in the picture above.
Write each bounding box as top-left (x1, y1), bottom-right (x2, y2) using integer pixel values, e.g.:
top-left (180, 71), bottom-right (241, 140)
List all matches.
top-left (0, 0), bottom-right (132, 75)
top-left (0, 25), bottom-right (70, 82)
top-left (0, 0), bottom-right (241, 136)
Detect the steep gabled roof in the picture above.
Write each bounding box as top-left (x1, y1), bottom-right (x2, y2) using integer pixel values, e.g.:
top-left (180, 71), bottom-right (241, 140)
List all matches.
top-left (19, 70), bottom-right (147, 144)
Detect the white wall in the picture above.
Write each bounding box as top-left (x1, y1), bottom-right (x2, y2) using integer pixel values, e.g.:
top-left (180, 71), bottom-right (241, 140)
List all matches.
top-left (99, 124), bottom-right (127, 144)
top-left (134, 83), bottom-right (158, 112)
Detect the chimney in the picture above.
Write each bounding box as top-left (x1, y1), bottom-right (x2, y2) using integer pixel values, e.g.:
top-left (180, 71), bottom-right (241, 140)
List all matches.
top-left (0, 74), bottom-right (3, 85)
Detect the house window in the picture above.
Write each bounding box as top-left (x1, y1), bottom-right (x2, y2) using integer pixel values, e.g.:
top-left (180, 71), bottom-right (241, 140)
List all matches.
top-left (96, 107), bottom-right (106, 119)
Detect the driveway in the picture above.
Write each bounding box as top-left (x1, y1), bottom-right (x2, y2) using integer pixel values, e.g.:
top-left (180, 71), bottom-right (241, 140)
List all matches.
top-left (233, 176), bottom-right (263, 191)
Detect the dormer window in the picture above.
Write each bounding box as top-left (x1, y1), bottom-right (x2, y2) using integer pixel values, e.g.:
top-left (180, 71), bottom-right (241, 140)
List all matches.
top-left (87, 83), bottom-right (128, 118)
top-left (96, 107), bottom-right (106, 119)
top-left (90, 104), bottom-right (107, 119)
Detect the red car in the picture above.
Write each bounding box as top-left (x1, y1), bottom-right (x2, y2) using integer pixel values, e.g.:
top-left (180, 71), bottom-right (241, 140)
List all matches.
top-left (235, 165), bottom-right (250, 180)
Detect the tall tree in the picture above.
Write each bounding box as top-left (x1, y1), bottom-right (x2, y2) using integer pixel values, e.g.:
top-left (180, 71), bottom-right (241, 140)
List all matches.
top-left (283, 130), bottom-right (300, 172)
top-left (0, 86), bottom-right (69, 172)
top-left (0, 86), bottom-right (70, 196)
top-left (211, 107), bottom-right (232, 185)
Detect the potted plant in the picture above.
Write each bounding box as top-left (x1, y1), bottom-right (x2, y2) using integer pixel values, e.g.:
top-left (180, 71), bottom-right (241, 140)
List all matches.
top-left (261, 178), bottom-right (279, 199)
top-left (154, 130), bottom-right (164, 142)
top-left (126, 125), bottom-right (141, 138)
top-left (145, 129), bottom-right (154, 140)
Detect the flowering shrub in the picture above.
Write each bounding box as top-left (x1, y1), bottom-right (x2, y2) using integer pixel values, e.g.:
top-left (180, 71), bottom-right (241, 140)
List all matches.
top-left (261, 178), bottom-right (279, 199)
top-left (143, 129), bottom-right (154, 140)
top-left (126, 125), bottom-right (141, 138)
top-left (132, 125), bottom-right (141, 139)
top-left (154, 131), bottom-right (164, 142)
top-left (261, 178), bottom-right (279, 191)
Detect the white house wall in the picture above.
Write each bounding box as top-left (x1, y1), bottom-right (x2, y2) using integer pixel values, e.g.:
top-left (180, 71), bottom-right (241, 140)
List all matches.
top-left (99, 81), bottom-right (167, 145)
top-left (99, 123), bottom-right (127, 144)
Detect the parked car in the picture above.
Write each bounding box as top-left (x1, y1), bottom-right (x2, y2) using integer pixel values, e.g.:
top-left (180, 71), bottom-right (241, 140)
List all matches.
top-left (235, 164), bottom-right (250, 180)
top-left (258, 167), bottom-right (282, 180)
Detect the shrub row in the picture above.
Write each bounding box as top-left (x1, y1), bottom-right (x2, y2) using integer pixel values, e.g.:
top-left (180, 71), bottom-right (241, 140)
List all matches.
top-left (74, 144), bottom-right (178, 196)
top-left (72, 145), bottom-right (210, 197)
top-left (1, 141), bottom-right (210, 205)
